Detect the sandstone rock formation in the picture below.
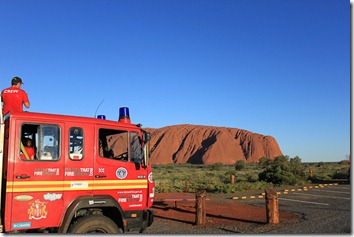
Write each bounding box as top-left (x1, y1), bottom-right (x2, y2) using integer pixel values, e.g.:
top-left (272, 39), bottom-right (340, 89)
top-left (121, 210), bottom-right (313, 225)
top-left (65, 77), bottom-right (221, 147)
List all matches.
top-left (145, 124), bottom-right (282, 165)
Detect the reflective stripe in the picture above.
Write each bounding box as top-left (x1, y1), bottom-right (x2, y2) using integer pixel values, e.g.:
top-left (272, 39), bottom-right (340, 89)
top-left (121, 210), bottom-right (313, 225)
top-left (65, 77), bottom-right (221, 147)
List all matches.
top-left (7, 180), bottom-right (147, 192)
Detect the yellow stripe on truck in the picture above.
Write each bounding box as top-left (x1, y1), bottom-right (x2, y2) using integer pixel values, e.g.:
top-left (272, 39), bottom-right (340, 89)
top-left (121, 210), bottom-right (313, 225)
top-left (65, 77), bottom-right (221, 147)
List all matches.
top-left (8, 180), bottom-right (147, 186)
top-left (7, 180), bottom-right (148, 192)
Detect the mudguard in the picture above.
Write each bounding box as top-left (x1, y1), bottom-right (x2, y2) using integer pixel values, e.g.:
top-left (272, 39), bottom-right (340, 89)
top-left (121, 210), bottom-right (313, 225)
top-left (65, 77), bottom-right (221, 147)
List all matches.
top-left (58, 195), bottom-right (124, 233)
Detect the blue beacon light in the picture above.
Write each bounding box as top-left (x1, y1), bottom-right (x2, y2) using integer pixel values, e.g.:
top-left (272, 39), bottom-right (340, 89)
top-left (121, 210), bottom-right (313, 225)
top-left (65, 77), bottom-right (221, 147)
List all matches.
top-left (119, 107), bottom-right (131, 123)
top-left (97, 115), bottom-right (106, 120)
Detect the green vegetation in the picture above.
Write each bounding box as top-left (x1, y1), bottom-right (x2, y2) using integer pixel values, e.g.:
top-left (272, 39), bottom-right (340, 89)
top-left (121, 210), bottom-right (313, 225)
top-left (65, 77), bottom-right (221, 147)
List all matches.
top-left (235, 160), bottom-right (246, 171)
top-left (258, 156), bottom-right (306, 185)
top-left (304, 160), bottom-right (350, 181)
top-left (151, 156), bottom-right (350, 194)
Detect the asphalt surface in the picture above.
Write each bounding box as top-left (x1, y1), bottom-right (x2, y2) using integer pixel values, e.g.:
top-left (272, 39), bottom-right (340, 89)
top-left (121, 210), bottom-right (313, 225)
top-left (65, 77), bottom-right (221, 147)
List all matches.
top-left (144, 182), bottom-right (351, 234)
top-left (238, 183), bottom-right (351, 234)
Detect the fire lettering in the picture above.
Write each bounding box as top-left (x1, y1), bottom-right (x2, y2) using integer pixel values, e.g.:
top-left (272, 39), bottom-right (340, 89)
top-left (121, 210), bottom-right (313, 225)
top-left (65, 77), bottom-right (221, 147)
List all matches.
top-left (34, 171), bottom-right (43, 176)
top-left (65, 168), bottom-right (93, 176)
top-left (65, 171), bottom-right (75, 176)
top-left (118, 198), bottom-right (127, 202)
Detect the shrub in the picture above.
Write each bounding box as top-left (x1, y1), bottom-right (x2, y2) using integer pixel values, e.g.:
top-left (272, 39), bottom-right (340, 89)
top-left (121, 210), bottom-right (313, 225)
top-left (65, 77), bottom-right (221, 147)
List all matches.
top-left (289, 156), bottom-right (306, 180)
top-left (332, 171), bottom-right (349, 179)
top-left (152, 160), bottom-right (343, 194)
top-left (258, 157), bottom-right (271, 169)
top-left (258, 155), bottom-right (307, 185)
top-left (209, 162), bottom-right (224, 171)
top-left (317, 162), bottom-right (324, 167)
top-left (247, 173), bottom-right (259, 182)
top-left (235, 160), bottom-right (246, 171)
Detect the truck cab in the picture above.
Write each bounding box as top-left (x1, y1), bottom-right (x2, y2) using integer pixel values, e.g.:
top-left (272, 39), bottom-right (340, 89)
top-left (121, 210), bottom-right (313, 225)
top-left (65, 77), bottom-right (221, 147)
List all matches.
top-left (0, 107), bottom-right (155, 233)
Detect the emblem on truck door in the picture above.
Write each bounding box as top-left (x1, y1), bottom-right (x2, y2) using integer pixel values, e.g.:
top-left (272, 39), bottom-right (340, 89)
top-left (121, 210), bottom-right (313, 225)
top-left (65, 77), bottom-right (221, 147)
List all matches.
top-left (28, 199), bottom-right (47, 220)
top-left (116, 167), bottom-right (128, 179)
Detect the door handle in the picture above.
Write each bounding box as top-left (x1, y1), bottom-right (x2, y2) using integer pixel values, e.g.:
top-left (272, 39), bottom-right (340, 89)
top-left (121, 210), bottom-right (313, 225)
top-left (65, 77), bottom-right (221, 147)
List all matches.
top-left (16, 175), bottom-right (30, 179)
top-left (95, 175), bottom-right (106, 178)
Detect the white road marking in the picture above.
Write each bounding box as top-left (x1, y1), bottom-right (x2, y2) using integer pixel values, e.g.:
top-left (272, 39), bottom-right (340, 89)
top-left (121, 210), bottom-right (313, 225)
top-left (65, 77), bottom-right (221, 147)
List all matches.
top-left (311, 189), bottom-right (350, 194)
top-left (328, 186), bottom-right (351, 190)
top-left (293, 192), bottom-right (350, 200)
top-left (279, 197), bottom-right (329, 206)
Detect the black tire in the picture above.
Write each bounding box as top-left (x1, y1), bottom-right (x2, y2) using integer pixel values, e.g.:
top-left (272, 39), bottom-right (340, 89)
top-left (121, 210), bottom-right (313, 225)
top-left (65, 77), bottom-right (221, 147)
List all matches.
top-left (68, 215), bottom-right (122, 233)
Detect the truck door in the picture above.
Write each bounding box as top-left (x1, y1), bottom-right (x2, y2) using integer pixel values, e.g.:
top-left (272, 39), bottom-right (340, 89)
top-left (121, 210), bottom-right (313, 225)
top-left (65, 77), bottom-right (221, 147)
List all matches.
top-left (63, 125), bottom-right (94, 202)
top-left (93, 128), bottom-right (149, 210)
top-left (10, 122), bottom-right (64, 231)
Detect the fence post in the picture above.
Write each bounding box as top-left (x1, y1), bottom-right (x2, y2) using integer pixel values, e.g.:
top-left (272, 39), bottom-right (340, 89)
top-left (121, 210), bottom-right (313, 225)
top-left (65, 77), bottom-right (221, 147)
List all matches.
top-left (195, 190), bottom-right (206, 225)
top-left (230, 175), bottom-right (235, 184)
top-left (265, 188), bottom-right (279, 224)
top-left (185, 179), bottom-right (189, 193)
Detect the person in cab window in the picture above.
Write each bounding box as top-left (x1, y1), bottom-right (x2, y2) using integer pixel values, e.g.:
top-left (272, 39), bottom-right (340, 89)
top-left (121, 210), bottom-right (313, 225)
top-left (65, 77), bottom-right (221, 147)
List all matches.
top-left (1, 76), bottom-right (30, 115)
top-left (20, 138), bottom-right (35, 160)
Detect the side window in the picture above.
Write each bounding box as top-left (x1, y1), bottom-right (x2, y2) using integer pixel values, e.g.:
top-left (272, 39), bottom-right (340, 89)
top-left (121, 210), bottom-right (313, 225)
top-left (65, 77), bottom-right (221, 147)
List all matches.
top-left (20, 124), bottom-right (60, 161)
top-left (20, 124), bottom-right (39, 160)
top-left (38, 125), bottom-right (60, 161)
top-left (130, 132), bottom-right (142, 163)
top-left (98, 128), bottom-right (128, 161)
top-left (69, 127), bottom-right (84, 160)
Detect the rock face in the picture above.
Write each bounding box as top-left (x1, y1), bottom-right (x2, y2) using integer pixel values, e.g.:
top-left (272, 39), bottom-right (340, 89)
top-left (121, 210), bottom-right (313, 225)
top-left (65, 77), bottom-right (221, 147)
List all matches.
top-left (145, 124), bottom-right (282, 165)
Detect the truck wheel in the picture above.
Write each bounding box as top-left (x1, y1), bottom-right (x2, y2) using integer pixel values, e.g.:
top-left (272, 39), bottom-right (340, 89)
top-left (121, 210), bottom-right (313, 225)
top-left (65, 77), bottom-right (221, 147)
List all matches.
top-left (68, 215), bottom-right (122, 233)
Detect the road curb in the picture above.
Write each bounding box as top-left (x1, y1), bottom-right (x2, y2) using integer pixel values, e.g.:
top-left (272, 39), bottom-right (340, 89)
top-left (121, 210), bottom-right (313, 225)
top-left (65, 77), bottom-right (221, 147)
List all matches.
top-left (232, 183), bottom-right (338, 200)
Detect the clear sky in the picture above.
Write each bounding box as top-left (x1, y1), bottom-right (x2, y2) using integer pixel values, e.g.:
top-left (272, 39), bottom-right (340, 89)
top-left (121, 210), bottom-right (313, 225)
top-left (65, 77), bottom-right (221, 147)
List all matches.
top-left (0, 0), bottom-right (350, 163)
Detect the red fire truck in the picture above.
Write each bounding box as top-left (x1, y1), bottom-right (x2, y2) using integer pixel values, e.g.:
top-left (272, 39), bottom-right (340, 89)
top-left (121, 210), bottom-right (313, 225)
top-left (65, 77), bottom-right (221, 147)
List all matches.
top-left (0, 105), bottom-right (155, 233)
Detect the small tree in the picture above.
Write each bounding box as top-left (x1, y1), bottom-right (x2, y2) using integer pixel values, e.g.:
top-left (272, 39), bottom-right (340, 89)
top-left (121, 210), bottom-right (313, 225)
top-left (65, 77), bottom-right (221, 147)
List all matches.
top-left (209, 162), bottom-right (224, 171)
top-left (235, 160), bottom-right (246, 171)
top-left (258, 157), bottom-right (271, 169)
top-left (258, 155), bottom-right (306, 185)
top-left (289, 156), bottom-right (306, 180)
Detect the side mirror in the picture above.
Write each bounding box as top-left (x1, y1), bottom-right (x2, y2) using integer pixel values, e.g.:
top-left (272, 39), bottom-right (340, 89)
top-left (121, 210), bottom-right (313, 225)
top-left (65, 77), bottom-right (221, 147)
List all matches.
top-left (133, 157), bottom-right (142, 170)
top-left (142, 142), bottom-right (150, 168)
top-left (142, 130), bottom-right (151, 143)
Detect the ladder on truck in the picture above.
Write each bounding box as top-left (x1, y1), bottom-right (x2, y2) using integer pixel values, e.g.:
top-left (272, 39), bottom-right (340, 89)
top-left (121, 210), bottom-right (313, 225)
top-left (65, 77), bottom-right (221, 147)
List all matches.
top-left (0, 96), bottom-right (4, 232)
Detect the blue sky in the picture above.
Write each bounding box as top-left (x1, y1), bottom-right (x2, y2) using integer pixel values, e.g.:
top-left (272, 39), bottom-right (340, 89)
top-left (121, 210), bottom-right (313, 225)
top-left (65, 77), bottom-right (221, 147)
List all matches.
top-left (1, 0), bottom-right (350, 162)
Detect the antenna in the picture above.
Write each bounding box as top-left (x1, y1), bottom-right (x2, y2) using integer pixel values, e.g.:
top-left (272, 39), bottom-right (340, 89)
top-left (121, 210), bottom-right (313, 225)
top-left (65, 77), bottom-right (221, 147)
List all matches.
top-left (94, 99), bottom-right (104, 118)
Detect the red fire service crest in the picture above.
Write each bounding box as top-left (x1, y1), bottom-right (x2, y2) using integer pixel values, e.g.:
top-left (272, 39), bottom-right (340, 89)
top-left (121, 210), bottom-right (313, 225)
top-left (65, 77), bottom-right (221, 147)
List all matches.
top-left (28, 199), bottom-right (47, 220)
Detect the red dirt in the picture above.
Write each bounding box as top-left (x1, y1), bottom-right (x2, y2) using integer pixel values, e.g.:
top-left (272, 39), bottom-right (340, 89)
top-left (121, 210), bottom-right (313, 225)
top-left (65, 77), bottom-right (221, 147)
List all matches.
top-left (153, 193), bottom-right (299, 227)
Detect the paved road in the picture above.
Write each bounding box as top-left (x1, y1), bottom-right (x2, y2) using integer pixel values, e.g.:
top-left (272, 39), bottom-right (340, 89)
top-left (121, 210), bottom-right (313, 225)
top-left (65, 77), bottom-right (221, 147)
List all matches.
top-left (145, 183), bottom-right (351, 234)
top-left (238, 183), bottom-right (351, 234)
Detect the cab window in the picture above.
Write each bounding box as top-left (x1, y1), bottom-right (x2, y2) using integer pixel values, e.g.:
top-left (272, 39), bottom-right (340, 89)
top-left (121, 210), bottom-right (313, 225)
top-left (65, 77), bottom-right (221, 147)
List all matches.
top-left (130, 132), bottom-right (142, 163)
top-left (20, 123), bottom-right (60, 161)
top-left (69, 127), bottom-right (84, 160)
top-left (98, 128), bottom-right (128, 161)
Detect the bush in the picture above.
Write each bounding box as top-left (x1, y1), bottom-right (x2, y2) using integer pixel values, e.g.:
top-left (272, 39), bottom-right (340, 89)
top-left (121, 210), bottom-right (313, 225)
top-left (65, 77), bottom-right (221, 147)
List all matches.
top-left (235, 160), bottom-right (246, 171)
top-left (258, 155), bottom-right (307, 185)
top-left (209, 162), bottom-right (224, 171)
top-left (289, 156), bottom-right (306, 180)
top-left (258, 157), bottom-right (271, 169)
top-left (332, 171), bottom-right (349, 179)
top-left (247, 173), bottom-right (259, 182)
top-left (317, 162), bottom-right (324, 167)
top-left (152, 160), bottom-right (344, 194)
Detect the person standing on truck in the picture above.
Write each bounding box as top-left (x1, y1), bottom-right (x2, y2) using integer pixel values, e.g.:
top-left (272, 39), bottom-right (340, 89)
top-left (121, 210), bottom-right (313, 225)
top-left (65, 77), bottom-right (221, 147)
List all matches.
top-left (1, 76), bottom-right (30, 115)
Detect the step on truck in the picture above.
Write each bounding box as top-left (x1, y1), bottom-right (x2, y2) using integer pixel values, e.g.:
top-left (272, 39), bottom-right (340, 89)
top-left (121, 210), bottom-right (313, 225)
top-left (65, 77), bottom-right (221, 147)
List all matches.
top-left (0, 104), bottom-right (155, 233)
